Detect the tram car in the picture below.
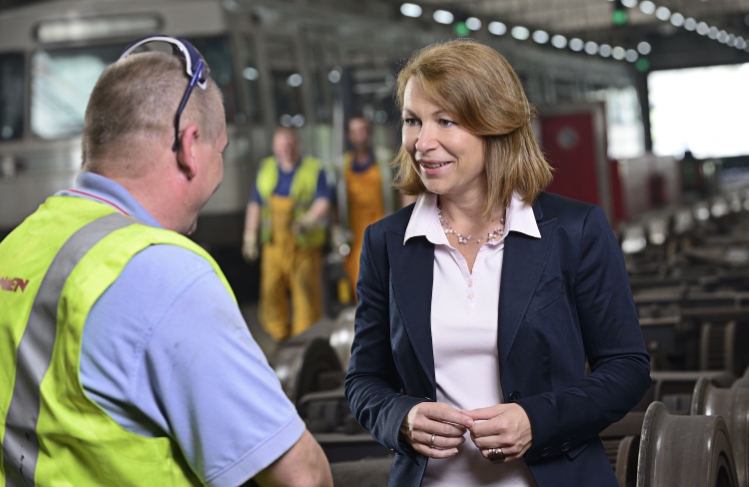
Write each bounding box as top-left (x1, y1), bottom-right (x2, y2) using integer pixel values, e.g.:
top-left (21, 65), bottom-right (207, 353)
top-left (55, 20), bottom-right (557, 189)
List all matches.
top-left (0, 0), bottom-right (655, 242)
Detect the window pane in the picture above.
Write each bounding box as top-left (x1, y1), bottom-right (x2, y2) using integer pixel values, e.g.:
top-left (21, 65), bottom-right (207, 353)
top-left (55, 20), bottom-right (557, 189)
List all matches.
top-left (31, 37), bottom-right (239, 140)
top-left (239, 35), bottom-right (262, 124)
top-left (187, 36), bottom-right (240, 123)
top-left (31, 44), bottom-right (124, 139)
top-left (0, 53), bottom-right (24, 141)
top-left (272, 70), bottom-right (305, 127)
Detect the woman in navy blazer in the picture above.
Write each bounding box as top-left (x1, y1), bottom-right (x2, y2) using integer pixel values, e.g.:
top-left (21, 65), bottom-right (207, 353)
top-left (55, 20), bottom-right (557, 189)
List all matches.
top-left (345, 40), bottom-right (651, 487)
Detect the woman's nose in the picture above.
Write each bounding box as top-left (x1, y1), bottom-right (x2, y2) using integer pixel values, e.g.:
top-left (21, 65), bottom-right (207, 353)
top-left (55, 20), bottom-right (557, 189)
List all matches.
top-left (415, 123), bottom-right (438, 153)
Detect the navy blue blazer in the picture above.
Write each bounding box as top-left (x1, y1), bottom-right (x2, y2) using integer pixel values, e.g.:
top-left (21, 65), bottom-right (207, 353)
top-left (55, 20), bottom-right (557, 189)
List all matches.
top-left (345, 191), bottom-right (651, 487)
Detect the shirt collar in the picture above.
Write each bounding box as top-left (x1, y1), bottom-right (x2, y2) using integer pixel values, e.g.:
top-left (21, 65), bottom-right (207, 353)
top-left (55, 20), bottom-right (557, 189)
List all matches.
top-left (56, 172), bottom-right (163, 228)
top-left (404, 192), bottom-right (541, 245)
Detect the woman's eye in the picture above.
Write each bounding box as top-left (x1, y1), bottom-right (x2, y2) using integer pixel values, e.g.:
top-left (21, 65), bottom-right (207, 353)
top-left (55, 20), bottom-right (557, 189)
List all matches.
top-left (403, 118), bottom-right (420, 127)
top-left (439, 119), bottom-right (455, 128)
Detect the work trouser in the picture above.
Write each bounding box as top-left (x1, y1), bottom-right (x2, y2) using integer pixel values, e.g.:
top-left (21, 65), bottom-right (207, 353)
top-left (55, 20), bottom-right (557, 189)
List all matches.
top-left (344, 164), bottom-right (384, 299)
top-left (260, 195), bottom-right (323, 340)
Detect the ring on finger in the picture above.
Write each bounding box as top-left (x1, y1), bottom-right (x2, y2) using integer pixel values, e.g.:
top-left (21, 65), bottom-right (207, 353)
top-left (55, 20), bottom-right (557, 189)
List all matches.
top-left (430, 433), bottom-right (436, 448)
top-left (488, 447), bottom-right (505, 463)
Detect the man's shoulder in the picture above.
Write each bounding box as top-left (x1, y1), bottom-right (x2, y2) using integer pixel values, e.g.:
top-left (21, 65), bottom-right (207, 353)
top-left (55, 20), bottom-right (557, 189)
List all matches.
top-left (118, 244), bottom-right (216, 295)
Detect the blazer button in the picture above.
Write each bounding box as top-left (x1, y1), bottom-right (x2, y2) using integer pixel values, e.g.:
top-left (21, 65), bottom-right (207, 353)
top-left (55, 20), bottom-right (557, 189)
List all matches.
top-left (508, 391), bottom-right (521, 402)
top-left (561, 442), bottom-right (571, 452)
top-left (540, 447), bottom-right (551, 457)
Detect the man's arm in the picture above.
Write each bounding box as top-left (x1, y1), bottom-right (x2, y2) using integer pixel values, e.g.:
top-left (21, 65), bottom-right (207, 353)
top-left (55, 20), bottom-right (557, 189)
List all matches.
top-left (252, 430), bottom-right (332, 487)
top-left (243, 201), bottom-right (261, 261)
top-left (244, 201), bottom-right (261, 236)
top-left (304, 197), bottom-right (330, 224)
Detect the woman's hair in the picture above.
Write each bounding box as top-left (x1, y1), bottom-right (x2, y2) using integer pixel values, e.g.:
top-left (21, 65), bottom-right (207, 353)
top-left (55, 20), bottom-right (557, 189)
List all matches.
top-left (393, 40), bottom-right (553, 218)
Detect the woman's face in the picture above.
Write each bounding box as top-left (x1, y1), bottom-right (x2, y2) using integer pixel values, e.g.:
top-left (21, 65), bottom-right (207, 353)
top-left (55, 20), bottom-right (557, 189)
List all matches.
top-left (402, 79), bottom-right (485, 198)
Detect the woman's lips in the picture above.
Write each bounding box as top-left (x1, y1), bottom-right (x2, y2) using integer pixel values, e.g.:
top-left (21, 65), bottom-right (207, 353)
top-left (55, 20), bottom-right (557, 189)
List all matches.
top-left (419, 160), bottom-right (452, 175)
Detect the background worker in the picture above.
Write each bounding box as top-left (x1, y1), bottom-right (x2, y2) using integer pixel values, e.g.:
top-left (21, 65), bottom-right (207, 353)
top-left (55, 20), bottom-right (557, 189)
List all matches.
top-left (242, 127), bottom-right (332, 341)
top-left (1, 38), bottom-right (331, 487)
top-left (336, 117), bottom-right (394, 295)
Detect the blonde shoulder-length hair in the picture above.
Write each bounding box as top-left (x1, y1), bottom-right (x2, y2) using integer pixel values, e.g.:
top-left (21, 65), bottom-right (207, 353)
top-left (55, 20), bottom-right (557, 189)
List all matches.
top-left (393, 40), bottom-right (553, 219)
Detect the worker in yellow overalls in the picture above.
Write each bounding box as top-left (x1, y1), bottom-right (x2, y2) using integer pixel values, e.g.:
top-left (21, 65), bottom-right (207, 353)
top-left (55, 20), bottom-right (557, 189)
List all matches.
top-left (336, 117), bottom-right (394, 297)
top-left (242, 127), bottom-right (332, 341)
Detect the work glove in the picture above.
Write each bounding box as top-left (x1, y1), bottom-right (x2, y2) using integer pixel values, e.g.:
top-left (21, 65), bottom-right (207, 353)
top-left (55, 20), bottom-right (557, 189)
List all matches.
top-left (242, 232), bottom-right (259, 262)
top-left (292, 213), bottom-right (319, 236)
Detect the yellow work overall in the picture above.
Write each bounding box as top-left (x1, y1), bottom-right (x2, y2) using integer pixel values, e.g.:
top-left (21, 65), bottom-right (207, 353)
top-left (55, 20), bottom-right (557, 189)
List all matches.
top-left (260, 195), bottom-right (323, 340)
top-left (344, 155), bottom-right (384, 297)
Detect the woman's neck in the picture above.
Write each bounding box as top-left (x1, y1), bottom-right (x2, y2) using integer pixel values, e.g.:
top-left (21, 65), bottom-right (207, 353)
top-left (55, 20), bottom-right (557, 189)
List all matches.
top-left (437, 190), bottom-right (503, 229)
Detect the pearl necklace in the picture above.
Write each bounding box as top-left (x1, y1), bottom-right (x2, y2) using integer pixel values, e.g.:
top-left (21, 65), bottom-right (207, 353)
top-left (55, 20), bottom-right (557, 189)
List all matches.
top-left (438, 206), bottom-right (505, 244)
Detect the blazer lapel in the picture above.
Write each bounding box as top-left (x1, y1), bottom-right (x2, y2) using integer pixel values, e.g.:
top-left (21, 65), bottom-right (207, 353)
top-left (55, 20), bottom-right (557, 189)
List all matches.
top-left (386, 230), bottom-right (436, 387)
top-left (497, 200), bottom-right (557, 368)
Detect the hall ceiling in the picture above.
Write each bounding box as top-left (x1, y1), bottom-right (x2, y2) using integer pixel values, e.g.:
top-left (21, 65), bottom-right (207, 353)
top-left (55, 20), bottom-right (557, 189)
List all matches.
top-left (416, 0), bottom-right (749, 36)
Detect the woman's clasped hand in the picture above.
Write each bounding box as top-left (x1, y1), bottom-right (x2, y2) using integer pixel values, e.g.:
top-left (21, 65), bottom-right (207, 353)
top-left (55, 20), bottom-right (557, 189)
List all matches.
top-left (400, 402), bottom-right (533, 462)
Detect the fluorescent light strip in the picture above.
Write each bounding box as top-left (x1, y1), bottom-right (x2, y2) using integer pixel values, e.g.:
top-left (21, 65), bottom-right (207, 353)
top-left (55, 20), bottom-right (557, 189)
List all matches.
top-left (408, 6), bottom-right (642, 64)
top-left (637, 1), bottom-right (749, 52)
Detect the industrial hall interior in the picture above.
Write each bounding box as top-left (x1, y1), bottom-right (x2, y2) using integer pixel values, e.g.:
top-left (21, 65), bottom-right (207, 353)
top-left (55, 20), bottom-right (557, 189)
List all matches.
top-left (3, 0), bottom-right (749, 486)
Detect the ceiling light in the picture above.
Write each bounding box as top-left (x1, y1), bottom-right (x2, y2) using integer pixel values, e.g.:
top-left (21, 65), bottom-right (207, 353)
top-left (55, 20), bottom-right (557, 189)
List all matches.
top-left (511, 26), bottom-right (530, 40)
top-left (287, 73), bottom-right (303, 87)
top-left (599, 44), bottom-right (612, 57)
top-left (737, 37), bottom-right (747, 49)
top-left (488, 21), bottom-right (507, 35)
top-left (328, 70), bottom-right (341, 83)
top-left (655, 6), bottom-right (671, 21)
top-left (466, 17), bottom-right (482, 31)
top-left (551, 35), bottom-right (567, 48)
top-left (625, 49), bottom-right (639, 62)
top-left (612, 46), bottom-right (626, 60)
top-left (585, 41), bottom-right (598, 55)
top-left (532, 30), bottom-right (549, 44)
top-left (717, 30), bottom-right (728, 43)
top-left (433, 10), bottom-right (454, 24)
top-left (684, 18), bottom-right (697, 31)
top-left (36, 14), bottom-right (160, 43)
top-left (622, 0), bottom-right (637, 7)
top-left (243, 67), bottom-right (259, 80)
top-left (569, 38), bottom-right (584, 51)
top-left (637, 41), bottom-right (651, 55)
top-left (292, 114), bottom-right (305, 127)
top-left (670, 13), bottom-right (684, 27)
top-left (400, 3), bottom-right (422, 18)
top-left (708, 26), bottom-right (719, 39)
top-left (697, 22), bottom-right (709, 35)
top-left (639, 1), bottom-right (656, 14)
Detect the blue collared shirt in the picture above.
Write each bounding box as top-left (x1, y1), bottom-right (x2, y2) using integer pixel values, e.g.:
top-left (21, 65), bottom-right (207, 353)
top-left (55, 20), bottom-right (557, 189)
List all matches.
top-left (57, 172), bottom-right (305, 487)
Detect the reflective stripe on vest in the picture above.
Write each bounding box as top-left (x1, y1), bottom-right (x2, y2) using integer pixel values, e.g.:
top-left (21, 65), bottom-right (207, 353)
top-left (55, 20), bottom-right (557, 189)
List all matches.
top-left (2, 213), bottom-right (134, 486)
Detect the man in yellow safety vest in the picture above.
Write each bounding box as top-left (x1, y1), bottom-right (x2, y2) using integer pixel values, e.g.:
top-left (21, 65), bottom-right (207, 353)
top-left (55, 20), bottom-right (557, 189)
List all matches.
top-left (242, 127), bottom-right (332, 341)
top-left (0, 37), bottom-right (331, 487)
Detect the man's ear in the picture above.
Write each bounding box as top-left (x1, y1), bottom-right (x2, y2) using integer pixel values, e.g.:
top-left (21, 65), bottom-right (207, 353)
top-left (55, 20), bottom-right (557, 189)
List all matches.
top-left (176, 124), bottom-right (200, 180)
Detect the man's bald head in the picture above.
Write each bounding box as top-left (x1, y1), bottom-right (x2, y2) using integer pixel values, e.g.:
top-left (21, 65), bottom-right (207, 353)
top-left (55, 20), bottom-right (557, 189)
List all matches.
top-left (272, 126), bottom-right (301, 166)
top-left (82, 51), bottom-right (224, 176)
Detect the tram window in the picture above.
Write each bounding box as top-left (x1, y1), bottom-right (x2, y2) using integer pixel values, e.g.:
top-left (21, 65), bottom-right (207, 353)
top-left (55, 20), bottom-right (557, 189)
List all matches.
top-left (239, 36), bottom-right (262, 124)
top-left (185, 36), bottom-right (240, 124)
top-left (0, 53), bottom-right (24, 141)
top-left (31, 44), bottom-right (125, 139)
top-left (271, 70), bottom-right (305, 127)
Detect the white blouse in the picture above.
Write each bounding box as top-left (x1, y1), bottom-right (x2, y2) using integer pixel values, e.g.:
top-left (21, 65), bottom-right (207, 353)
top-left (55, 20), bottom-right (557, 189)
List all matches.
top-left (404, 193), bottom-right (540, 487)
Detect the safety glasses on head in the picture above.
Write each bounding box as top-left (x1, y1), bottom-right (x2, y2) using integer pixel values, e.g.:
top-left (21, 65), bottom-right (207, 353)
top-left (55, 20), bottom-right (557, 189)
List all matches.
top-left (119, 36), bottom-right (210, 151)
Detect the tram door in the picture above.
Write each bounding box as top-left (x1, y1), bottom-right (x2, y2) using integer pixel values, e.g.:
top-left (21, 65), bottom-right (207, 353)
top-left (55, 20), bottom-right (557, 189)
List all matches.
top-left (538, 103), bottom-right (623, 224)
